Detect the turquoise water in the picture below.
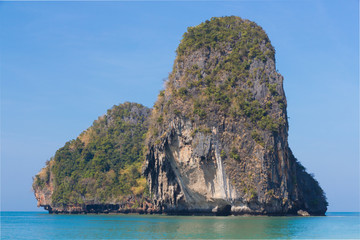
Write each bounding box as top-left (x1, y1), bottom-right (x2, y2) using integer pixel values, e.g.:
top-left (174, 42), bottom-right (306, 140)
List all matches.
top-left (1, 212), bottom-right (359, 239)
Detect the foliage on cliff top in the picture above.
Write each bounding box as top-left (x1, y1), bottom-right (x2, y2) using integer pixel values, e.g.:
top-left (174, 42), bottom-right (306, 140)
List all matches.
top-left (149, 16), bottom-right (284, 146)
top-left (177, 16), bottom-right (275, 60)
top-left (33, 102), bottom-right (150, 206)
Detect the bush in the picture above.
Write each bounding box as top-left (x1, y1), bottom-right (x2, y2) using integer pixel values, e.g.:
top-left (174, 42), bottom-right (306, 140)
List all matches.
top-left (220, 150), bottom-right (227, 159)
top-left (178, 87), bottom-right (188, 97)
top-left (268, 83), bottom-right (278, 96)
top-left (193, 101), bottom-right (207, 119)
top-left (229, 148), bottom-right (240, 161)
top-left (251, 130), bottom-right (263, 145)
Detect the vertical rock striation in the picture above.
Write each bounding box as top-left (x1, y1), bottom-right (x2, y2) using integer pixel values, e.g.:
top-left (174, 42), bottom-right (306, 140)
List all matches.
top-left (33, 16), bottom-right (327, 216)
top-left (143, 16), bottom-right (327, 216)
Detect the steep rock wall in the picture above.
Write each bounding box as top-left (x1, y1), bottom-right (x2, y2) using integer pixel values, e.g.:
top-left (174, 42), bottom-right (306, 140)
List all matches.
top-left (144, 16), bottom-right (327, 216)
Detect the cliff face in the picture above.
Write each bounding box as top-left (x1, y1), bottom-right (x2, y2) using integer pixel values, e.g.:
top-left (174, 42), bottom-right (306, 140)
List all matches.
top-left (33, 160), bottom-right (54, 211)
top-left (33, 102), bottom-right (158, 214)
top-left (34, 16), bottom-right (327, 216)
top-left (143, 16), bottom-right (327, 215)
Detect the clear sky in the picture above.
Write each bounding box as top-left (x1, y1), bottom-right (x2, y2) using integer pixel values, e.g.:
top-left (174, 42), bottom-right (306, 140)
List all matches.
top-left (1, 0), bottom-right (358, 212)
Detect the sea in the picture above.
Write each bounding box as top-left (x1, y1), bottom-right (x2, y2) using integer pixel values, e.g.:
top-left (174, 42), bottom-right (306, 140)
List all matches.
top-left (1, 212), bottom-right (359, 239)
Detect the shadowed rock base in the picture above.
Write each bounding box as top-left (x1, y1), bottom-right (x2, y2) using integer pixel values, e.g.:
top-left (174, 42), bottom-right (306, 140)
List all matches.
top-left (43, 203), bottom-right (324, 216)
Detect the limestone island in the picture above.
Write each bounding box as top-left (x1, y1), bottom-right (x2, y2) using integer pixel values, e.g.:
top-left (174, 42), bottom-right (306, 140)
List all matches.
top-left (33, 16), bottom-right (327, 216)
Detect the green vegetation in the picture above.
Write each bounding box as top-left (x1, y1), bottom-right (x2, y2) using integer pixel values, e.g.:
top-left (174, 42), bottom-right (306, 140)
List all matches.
top-left (229, 148), bottom-right (240, 161)
top-left (177, 16), bottom-right (275, 61)
top-left (192, 127), bottom-right (212, 136)
top-left (178, 87), bottom-right (188, 98)
top-left (175, 16), bottom-right (274, 89)
top-left (33, 160), bottom-right (51, 189)
top-left (251, 130), bottom-right (264, 146)
top-left (146, 17), bottom-right (286, 151)
top-left (33, 17), bottom-right (327, 215)
top-left (220, 150), bottom-right (227, 159)
top-left (193, 101), bottom-right (207, 119)
top-left (33, 102), bottom-right (150, 206)
top-left (268, 83), bottom-right (278, 96)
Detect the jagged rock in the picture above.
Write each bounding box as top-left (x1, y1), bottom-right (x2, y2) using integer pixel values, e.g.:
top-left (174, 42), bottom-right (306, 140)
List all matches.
top-left (143, 16), bottom-right (327, 216)
top-left (297, 210), bottom-right (310, 216)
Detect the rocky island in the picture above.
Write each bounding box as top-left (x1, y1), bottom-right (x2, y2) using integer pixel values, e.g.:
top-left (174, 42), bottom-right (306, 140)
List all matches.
top-left (33, 16), bottom-right (327, 216)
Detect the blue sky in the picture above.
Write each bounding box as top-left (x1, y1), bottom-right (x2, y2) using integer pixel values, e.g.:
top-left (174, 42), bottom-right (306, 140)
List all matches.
top-left (1, 0), bottom-right (358, 212)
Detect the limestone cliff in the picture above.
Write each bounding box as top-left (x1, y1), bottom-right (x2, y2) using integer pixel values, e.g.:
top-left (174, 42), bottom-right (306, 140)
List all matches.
top-left (143, 16), bottom-right (327, 216)
top-left (34, 16), bottom-right (327, 216)
top-left (33, 102), bottom-right (158, 213)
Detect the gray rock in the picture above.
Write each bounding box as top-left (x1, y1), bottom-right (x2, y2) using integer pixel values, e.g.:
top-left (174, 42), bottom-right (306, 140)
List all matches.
top-left (144, 16), bottom-right (327, 216)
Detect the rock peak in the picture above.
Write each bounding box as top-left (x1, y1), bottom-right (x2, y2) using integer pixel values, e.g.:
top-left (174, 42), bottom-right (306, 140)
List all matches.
top-left (144, 16), bottom-right (327, 215)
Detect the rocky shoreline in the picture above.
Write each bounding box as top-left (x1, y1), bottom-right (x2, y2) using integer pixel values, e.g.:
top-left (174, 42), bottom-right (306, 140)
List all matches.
top-left (41, 203), bottom-right (320, 216)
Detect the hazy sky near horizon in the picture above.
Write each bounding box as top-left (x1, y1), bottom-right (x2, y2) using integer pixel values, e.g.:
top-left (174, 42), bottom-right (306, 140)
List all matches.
top-left (1, 0), bottom-right (358, 212)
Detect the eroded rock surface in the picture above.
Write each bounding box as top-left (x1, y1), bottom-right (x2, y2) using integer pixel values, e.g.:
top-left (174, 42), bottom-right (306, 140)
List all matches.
top-left (33, 17), bottom-right (327, 216)
top-left (143, 16), bottom-right (327, 216)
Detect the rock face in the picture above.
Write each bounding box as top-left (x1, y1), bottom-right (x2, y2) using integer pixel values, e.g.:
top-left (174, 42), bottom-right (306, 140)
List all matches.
top-left (34, 17), bottom-right (327, 216)
top-left (33, 102), bottom-right (159, 214)
top-left (143, 16), bottom-right (327, 215)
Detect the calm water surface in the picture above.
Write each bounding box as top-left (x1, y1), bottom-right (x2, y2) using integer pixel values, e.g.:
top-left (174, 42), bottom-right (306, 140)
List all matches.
top-left (1, 212), bottom-right (359, 239)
